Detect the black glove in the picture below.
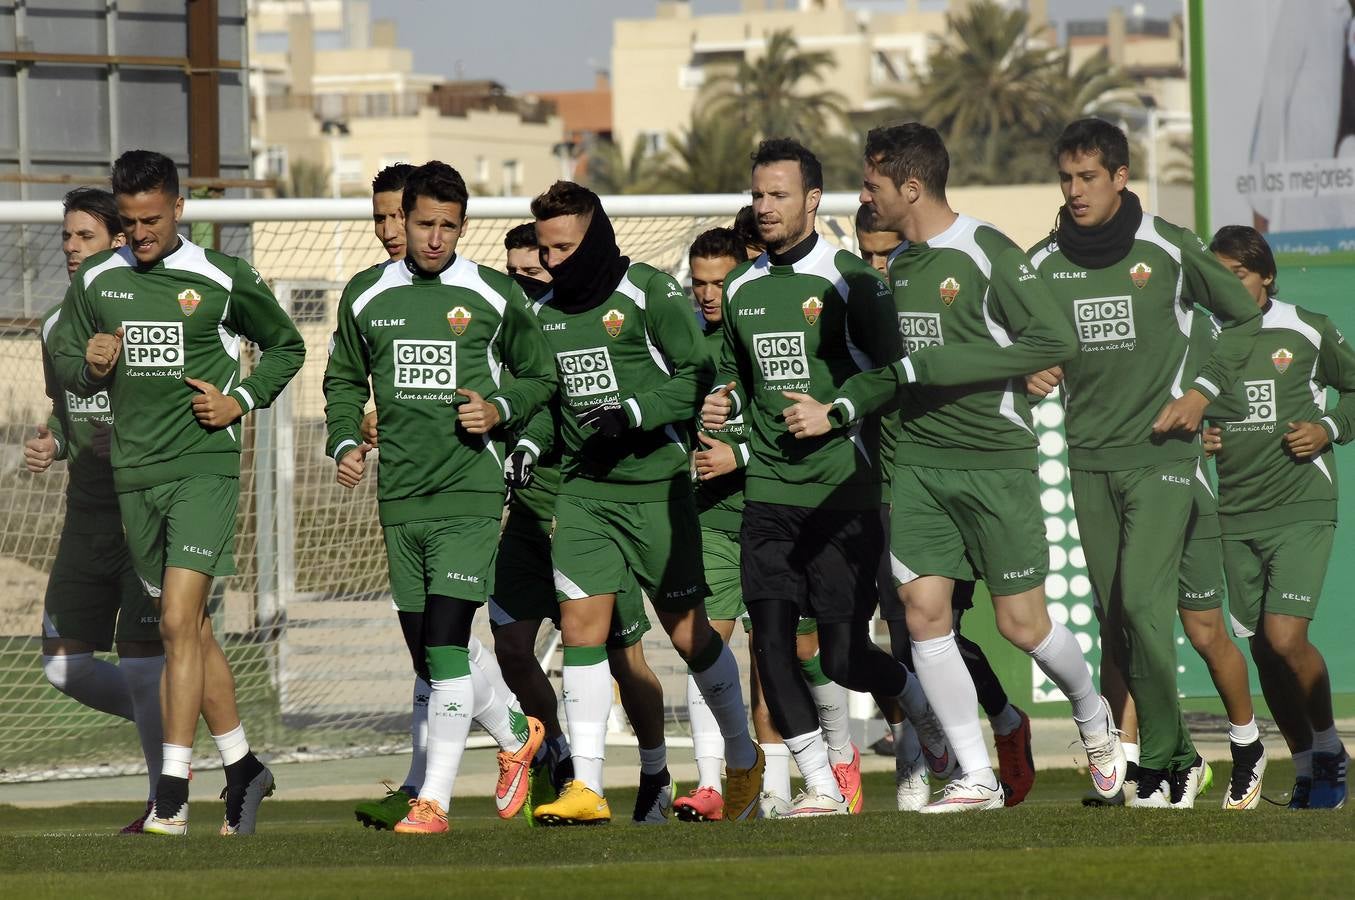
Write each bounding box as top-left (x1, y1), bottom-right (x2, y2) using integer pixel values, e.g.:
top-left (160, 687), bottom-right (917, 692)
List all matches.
top-left (504, 449), bottom-right (536, 491)
top-left (576, 402), bottom-right (630, 438)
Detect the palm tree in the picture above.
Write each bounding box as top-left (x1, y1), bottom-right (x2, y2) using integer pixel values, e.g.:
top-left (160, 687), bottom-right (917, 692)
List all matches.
top-left (647, 112), bottom-right (755, 194)
top-left (584, 134), bottom-right (659, 194)
top-left (1044, 49), bottom-right (1142, 126)
top-left (704, 29), bottom-right (849, 142)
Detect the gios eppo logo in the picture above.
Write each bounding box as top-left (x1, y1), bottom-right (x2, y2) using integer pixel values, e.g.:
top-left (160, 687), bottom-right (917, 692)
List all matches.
top-left (1073, 296), bottom-right (1136, 345)
top-left (121, 321), bottom-right (183, 368)
top-left (557, 347), bottom-right (618, 399)
top-left (753, 331), bottom-right (809, 382)
top-left (898, 312), bottom-right (943, 353)
top-left (394, 339), bottom-right (456, 390)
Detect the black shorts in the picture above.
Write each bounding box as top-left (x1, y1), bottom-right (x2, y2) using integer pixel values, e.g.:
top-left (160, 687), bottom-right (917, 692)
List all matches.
top-left (741, 500), bottom-right (882, 624)
top-left (876, 506), bottom-right (977, 621)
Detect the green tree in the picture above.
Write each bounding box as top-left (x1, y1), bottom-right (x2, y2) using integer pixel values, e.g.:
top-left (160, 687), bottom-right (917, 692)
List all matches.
top-left (647, 112), bottom-right (755, 194)
top-left (584, 134), bottom-right (659, 194)
top-left (704, 29), bottom-right (849, 142)
top-left (281, 158), bottom-right (331, 198)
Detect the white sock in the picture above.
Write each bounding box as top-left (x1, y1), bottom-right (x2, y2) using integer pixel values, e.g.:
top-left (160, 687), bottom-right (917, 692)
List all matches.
top-left (469, 634), bottom-right (521, 713)
top-left (896, 668), bottom-right (931, 725)
top-left (689, 642), bottom-right (757, 769)
top-left (1029, 624), bottom-right (1104, 730)
top-left (911, 633), bottom-right (996, 788)
top-left (562, 652), bottom-right (612, 794)
top-left (1229, 717), bottom-right (1260, 747)
top-left (762, 742), bottom-right (792, 802)
top-left (808, 676), bottom-right (853, 766)
top-left (784, 729), bottom-right (843, 800)
top-left (470, 658), bottom-right (522, 751)
top-left (421, 674), bottom-right (473, 809)
top-left (639, 744), bottom-right (668, 777)
top-left (162, 742), bottom-right (192, 781)
top-left (1123, 741), bottom-right (1141, 766)
top-left (119, 655), bottom-right (164, 798)
top-left (1294, 749), bottom-right (1313, 778)
top-left (686, 673), bottom-right (724, 789)
top-left (990, 703), bottom-right (1023, 737)
top-left (42, 653), bottom-right (133, 719)
top-left (212, 723), bottom-right (249, 768)
top-left (403, 676), bottom-right (430, 792)
top-left (1313, 725), bottom-right (1342, 755)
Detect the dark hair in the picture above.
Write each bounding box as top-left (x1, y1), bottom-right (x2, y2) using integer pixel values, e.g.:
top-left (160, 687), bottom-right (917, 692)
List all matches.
top-left (400, 160), bottom-right (469, 216)
top-left (1210, 225), bottom-right (1278, 297)
top-left (1053, 117), bottom-right (1130, 175)
top-left (110, 149), bottom-right (179, 198)
top-left (62, 187), bottom-right (121, 238)
top-left (733, 205), bottom-right (764, 252)
top-left (504, 222), bottom-right (538, 251)
top-left (855, 202), bottom-right (885, 234)
top-left (530, 180), bottom-right (599, 220)
top-left (688, 227), bottom-right (744, 263)
top-left (750, 138), bottom-right (823, 192)
top-left (863, 122), bottom-right (948, 199)
top-left (372, 163), bottom-right (415, 195)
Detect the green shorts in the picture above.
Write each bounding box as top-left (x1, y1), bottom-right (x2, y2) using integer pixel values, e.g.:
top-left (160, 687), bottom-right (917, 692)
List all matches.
top-left (383, 515), bottom-right (500, 611)
top-left (889, 465), bottom-right (1047, 595)
top-left (702, 526), bottom-right (747, 627)
top-left (118, 474), bottom-right (238, 595)
top-left (1179, 467), bottom-right (1225, 612)
top-left (1222, 521), bottom-right (1334, 637)
top-left (42, 526), bottom-right (159, 648)
top-left (488, 514), bottom-right (650, 648)
top-left (552, 494), bottom-right (708, 613)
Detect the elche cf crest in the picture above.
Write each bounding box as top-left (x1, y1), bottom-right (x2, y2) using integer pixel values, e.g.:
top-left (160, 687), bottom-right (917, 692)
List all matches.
top-left (1272, 347), bottom-right (1293, 374)
top-left (802, 296), bottom-right (822, 325)
top-left (1129, 262), bottom-right (1152, 289)
top-left (939, 277), bottom-right (960, 306)
top-left (447, 306), bottom-right (472, 335)
top-left (177, 288), bottom-right (201, 316)
top-left (603, 308), bottom-right (625, 337)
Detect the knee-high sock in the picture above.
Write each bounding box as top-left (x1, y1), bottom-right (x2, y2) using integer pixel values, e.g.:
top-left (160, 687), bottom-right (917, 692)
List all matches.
top-left (119, 655), bottom-right (164, 798)
top-left (469, 634), bottom-right (521, 713)
top-left (42, 653), bottom-right (133, 719)
top-left (1030, 623), bottom-right (1105, 731)
top-left (422, 646), bottom-right (473, 809)
top-left (688, 636), bottom-right (756, 769)
top-left (762, 742), bottom-right (792, 802)
top-left (911, 633), bottom-right (995, 787)
top-left (471, 657), bottom-right (530, 751)
top-left (784, 729), bottom-right (842, 799)
top-left (562, 645), bottom-right (612, 794)
top-left (687, 673), bottom-right (724, 789)
top-left (402, 676), bottom-right (431, 792)
top-left (800, 654), bottom-right (852, 765)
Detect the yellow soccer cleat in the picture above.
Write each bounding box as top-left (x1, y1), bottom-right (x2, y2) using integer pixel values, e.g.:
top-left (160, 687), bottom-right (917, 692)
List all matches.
top-left (723, 743), bottom-right (765, 821)
top-left (533, 780), bottom-right (611, 826)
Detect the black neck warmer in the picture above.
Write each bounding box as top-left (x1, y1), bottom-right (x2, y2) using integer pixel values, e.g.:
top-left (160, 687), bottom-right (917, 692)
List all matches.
top-left (545, 208), bottom-right (630, 314)
top-left (768, 231), bottom-right (818, 267)
top-left (1055, 190), bottom-right (1143, 270)
top-left (513, 273), bottom-right (553, 300)
top-left (404, 252), bottom-right (456, 280)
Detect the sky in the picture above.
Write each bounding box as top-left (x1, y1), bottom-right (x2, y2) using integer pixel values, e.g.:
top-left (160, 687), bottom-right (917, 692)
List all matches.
top-left (382, 0), bottom-right (1187, 93)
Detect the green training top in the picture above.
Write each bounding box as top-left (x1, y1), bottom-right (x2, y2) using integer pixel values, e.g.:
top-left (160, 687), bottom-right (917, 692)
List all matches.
top-left (324, 255), bottom-right (556, 526)
top-left (532, 262), bottom-right (711, 502)
top-left (48, 240), bottom-right (305, 493)
top-left (715, 234), bottom-right (902, 510)
top-left (1029, 215), bottom-right (1261, 471)
top-left (505, 406), bottom-right (565, 522)
top-left (833, 215), bottom-right (1076, 470)
top-left (695, 318), bottom-right (749, 534)
top-left (40, 304), bottom-right (119, 530)
top-left (1206, 298), bottom-right (1355, 535)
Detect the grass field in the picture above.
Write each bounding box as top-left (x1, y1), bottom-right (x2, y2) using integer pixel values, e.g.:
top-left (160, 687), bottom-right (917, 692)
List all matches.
top-left (2, 765), bottom-right (1352, 898)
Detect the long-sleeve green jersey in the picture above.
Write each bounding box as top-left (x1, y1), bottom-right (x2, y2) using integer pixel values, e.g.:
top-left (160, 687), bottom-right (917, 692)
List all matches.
top-left (324, 256), bottom-right (556, 526)
top-left (1029, 215), bottom-right (1261, 471)
top-left (506, 407), bottom-right (565, 521)
top-left (835, 216), bottom-right (1076, 470)
top-left (695, 319), bottom-right (749, 533)
top-left (48, 240), bottom-right (305, 493)
top-left (715, 235), bottom-right (901, 510)
top-left (532, 262), bottom-right (710, 501)
top-left (1206, 299), bottom-right (1355, 534)
top-left (40, 304), bottom-right (119, 528)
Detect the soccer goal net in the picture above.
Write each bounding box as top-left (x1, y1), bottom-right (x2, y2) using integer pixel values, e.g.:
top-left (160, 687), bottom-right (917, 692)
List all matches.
top-left (0, 193), bottom-right (915, 781)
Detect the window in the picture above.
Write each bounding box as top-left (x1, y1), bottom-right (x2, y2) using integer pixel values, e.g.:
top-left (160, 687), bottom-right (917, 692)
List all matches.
top-left (262, 145), bottom-right (288, 179)
top-left (501, 159), bottom-right (521, 195)
top-left (678, 65), bottom-right (706, 89)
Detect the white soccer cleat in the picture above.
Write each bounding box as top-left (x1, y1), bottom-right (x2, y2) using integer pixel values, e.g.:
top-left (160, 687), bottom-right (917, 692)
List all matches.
top-left (1224, 741), bottom-right (1267, 810)
top-left (144, 799), bottom-right (189, 836)
top-left (758, 793), bottom-right (792, 819)
top-left (1169, 756), bottom-right (1208, 809)
top-left (1131, 768), bottom-right (1171, 808)
top-left (220, 764), bottom-right (275, 835)
top-left (920, 777), bottom-right (1005, 813)
top-left (894, 720), bottom-right (930, 812)
top-left (1080, 698), bottom-right (1127, 800)
top-left (775, 788), bottom-right (850, 818)
top-left (911, 704), bottom-right (957, 780)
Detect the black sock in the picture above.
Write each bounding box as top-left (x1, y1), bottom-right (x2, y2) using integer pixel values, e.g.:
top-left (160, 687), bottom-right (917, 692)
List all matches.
top-left (225, 751), bottom-right (264, 787)
top-left (156, 774), bottom-right (189, 817)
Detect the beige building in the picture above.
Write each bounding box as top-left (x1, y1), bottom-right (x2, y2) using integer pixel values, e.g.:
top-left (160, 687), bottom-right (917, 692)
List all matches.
top-left (248, 0), bottom-right (566, 197)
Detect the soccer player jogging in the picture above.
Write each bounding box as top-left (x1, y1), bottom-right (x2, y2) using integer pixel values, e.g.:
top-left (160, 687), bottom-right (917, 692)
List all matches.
top-left (325, 162), bottom-right (555, 834)
top-left (1207, 226), bottom-right (1351, 809)
top-left (494, 223), bottom-right (678, 824)
top-left (49, 150), bottom-right (305, 835)
top-left (350, 168), bottom-right (534, 831)
top-left (702, 139), bottom-right (933, 818)
top-left (855, 203), bottom-right (1028, 809)
top-left (1025, 119), bottom-right (1260, 808)
top-left (27, 188), bottom-right (164, 833)
top-left (525, 181), bottom-right (763, 826)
